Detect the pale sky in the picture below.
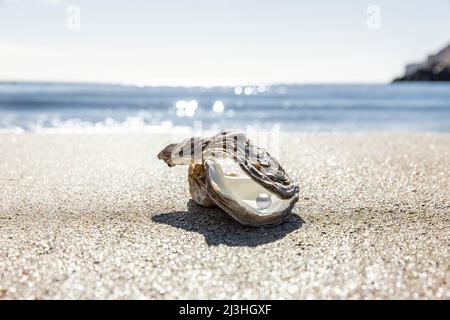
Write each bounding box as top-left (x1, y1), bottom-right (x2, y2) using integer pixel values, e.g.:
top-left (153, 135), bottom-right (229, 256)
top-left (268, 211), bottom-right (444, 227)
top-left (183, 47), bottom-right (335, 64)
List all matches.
top-left (0, 0), bottom-right (449, 86)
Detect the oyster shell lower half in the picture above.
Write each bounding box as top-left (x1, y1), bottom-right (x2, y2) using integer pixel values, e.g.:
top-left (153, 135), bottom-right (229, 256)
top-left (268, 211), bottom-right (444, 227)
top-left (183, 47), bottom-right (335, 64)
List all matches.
top-left (158, 131), bottom-right (299, 226)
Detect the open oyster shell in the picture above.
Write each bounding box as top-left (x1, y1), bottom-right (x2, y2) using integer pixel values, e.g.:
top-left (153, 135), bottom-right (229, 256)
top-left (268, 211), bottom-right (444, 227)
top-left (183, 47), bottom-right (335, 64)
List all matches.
top-left (157, 131), bottom-right (299, 226)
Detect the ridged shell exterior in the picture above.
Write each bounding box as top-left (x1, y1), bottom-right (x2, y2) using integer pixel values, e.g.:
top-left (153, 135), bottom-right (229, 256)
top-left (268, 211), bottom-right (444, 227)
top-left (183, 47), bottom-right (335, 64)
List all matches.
top-left (158, 131), bottom-right (299, 226)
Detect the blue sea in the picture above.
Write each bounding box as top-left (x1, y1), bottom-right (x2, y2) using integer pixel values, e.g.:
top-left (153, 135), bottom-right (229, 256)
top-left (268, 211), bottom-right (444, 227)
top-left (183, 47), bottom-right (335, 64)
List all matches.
top-left (0, 82), bottom-right (449, 133)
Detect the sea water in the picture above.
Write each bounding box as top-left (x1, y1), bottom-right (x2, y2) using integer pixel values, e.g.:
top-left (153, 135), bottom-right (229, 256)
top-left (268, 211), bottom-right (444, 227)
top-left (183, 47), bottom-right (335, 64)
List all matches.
top-left (0, 82), bottom-right (449, 133)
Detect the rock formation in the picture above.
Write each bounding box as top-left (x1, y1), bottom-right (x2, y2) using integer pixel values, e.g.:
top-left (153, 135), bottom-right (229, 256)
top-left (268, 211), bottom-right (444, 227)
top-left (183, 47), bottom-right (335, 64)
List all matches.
top-left (393, 43), bottom-right (450, 82)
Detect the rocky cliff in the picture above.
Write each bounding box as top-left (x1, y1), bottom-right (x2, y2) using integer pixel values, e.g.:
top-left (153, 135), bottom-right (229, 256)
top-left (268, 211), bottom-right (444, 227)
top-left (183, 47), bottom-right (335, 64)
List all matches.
top-left (393, 43), bottom-right (450, 82)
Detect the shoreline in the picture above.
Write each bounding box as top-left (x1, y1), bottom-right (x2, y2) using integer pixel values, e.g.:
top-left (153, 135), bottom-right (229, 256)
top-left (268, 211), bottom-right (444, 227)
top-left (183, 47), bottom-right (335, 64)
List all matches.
top-left (0, 133), bottom-right (448, 299)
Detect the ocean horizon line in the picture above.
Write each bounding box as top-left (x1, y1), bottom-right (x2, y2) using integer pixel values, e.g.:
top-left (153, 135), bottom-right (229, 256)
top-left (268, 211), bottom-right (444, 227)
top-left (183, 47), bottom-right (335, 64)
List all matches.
top-left (0, 80), bottom-right (400, 89)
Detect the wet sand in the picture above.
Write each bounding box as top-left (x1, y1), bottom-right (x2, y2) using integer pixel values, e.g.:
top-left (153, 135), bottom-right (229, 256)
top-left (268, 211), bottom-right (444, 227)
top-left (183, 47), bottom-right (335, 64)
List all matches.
top-left (0, 133), bottom-right (448, 299)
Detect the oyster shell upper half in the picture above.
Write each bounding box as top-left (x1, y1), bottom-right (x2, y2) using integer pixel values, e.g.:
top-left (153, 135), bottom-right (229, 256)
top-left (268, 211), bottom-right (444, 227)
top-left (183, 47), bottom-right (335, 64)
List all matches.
top-left (157, 131), bottom-right (299, 226)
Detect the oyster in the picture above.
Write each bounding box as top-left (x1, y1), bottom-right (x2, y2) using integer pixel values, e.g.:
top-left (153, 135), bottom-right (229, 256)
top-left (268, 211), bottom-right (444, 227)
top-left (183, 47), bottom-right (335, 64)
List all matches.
top-left (157, 131), bottom-right (299, 226)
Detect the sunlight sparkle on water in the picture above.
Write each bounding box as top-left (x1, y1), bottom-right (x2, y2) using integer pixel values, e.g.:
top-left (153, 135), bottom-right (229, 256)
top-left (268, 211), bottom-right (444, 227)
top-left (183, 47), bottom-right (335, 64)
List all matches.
top-left (244, 87), bottom-right (254, 95)
top-left (234, 87), bottom-right (243, 95)
top-left (175, 99), bottom-right (198, 117)
top-left (212, 100), bottom-right (225, 113)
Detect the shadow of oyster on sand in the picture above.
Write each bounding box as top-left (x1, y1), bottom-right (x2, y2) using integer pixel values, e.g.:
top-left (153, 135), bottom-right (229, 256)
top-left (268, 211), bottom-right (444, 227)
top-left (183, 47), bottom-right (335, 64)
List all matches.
top-left (152, 200), bottom-right (304, 247)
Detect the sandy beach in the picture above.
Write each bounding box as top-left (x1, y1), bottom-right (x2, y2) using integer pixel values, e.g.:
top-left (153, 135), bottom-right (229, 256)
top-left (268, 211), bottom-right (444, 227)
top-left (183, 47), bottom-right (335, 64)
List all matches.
top-left (0, 132), bottom-right (448, 299)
